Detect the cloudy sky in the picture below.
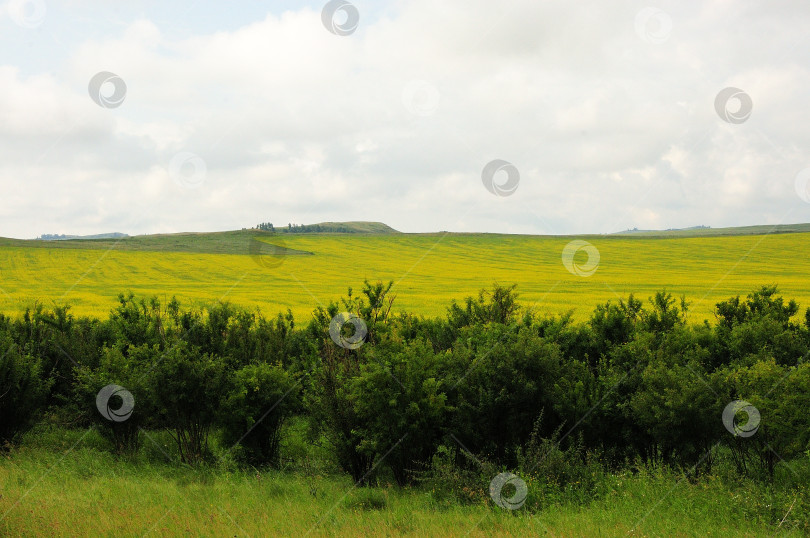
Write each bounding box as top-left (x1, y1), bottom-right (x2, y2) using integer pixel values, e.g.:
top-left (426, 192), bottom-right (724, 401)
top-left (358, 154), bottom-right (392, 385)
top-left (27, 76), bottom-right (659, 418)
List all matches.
top-left (1, 0), bottom-right (809, 238)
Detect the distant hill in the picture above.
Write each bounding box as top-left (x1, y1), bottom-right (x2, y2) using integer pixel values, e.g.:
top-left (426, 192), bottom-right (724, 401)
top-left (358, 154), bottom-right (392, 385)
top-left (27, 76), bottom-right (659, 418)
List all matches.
top-left (276, 221), bottom-right (399, 234)
top-left (615, 225), bottom-right (711, 234)
top-left (611, 223), bottom-right (810, 237)
top-left (37, 232), bottom-right (129, 240)
top-left (0, 230), bottom-right (312, 257)
top-left (0, 222), bottom-right (398, 256)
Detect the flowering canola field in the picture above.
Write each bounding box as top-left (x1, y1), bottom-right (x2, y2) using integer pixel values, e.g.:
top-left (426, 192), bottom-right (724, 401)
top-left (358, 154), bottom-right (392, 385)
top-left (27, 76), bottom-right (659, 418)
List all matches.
top-left (0, 230), bottom-right (807, 323)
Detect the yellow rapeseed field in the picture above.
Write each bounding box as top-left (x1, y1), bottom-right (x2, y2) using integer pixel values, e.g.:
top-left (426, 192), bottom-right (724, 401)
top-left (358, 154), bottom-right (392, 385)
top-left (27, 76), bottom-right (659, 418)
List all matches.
top-left (0, 231), bottom-right (807, 323)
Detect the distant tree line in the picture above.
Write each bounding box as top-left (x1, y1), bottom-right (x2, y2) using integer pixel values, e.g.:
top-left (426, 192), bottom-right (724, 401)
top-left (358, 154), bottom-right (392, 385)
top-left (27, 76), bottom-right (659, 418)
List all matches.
top-left (36, 233), bottom-right (129, 240)
top-left (284, 223), bottom-right (330, 233)
top-left (38, 234), bottom-right (72, 240)
top-left (1, 284), bottom-right (809, 509)
top-left (252, 222), bottom-right (372, 234)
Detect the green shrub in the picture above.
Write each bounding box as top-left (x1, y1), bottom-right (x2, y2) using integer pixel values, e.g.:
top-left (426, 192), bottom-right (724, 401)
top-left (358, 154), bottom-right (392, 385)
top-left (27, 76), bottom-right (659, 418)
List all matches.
top-left (351, 339), bottom-right (450, 485)
top-left (630, 356), bottom-right (719, 470)
top-left (418, 444), bottom-right (495, 507)
top-left (0, 338), bottom-right (52, 447)
top-left (220, 362), bottom-right (300, 466)
top-left (448, 324), bottom-right (562, 466)
top-left (149, 342), bottom-right (230, 464)
top-left (517, 418), bottom-right (607, 509)
top-left (717, 359), bottom-right (810, 478)
top-left (305, 282), bottom-right (398, 484)
top-left (307, 340), bottom-right (373, 483)
top-left (74, 344), bottom-right (159, 455)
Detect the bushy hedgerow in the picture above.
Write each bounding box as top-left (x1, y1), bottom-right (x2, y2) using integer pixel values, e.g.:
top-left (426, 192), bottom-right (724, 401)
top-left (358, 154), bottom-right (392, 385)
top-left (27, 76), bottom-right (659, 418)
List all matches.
top-left (2, 283), bottom-right (809, 491)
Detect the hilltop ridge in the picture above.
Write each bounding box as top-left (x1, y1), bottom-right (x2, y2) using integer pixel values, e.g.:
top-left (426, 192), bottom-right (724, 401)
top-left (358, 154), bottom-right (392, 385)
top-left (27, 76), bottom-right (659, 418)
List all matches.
top-left (36, 232), bottom-right (129, 241)
top-left (274, 221), bottom-right (399, 234)
top-left (610, 222), bottom-right (810, 237)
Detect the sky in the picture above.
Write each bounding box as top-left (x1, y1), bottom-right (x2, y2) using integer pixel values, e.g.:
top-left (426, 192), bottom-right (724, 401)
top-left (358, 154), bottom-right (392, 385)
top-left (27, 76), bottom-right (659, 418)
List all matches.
top-left (1, 0), bottom-right (809, 239)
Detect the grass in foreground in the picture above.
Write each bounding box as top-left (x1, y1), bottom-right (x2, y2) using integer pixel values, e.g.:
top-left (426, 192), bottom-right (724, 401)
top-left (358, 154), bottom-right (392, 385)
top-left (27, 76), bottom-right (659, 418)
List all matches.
top-left (0, 427), bottom-right (805, 537)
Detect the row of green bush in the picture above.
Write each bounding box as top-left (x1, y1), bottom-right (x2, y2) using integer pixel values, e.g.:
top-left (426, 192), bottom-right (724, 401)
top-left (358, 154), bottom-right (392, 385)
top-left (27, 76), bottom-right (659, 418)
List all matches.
top-left (1, 283), bottom-right (809, 493)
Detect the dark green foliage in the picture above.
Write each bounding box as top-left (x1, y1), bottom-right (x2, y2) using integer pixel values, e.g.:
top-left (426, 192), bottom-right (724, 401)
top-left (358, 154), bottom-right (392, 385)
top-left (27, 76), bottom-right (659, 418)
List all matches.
top-left (220, 362), bottom-right (300, 466)
top-left (352, 339), bottom-right (450, 485)
top-left (307, 337), bottom-right (374, 483)
top-left (110, 293), bottom-right (171, 349)
top-left (0, 337), bottom-right (51, 447)
top-left (715, 359), bottom-right (810, 478)
top-left (630, 356), bottom-right (719, 470)
top-left (589, 294), bottom-right (642, 349)
top-left (304, 280), bottom-right (399, 483)
top-left (446, 283), bottom-right (520, 331)
top-left (148, 342), bottom-right (229, 464)
top-left (640, 291), bottom-right (688, 337)
top-left (448, 324), bottom-right (563, 465)
top-left (12, 305), bottom-right (102, 410)
top-left (74, 344), bottom-right (159, 454)
top-left (713, 286), bottom-right (808, 368)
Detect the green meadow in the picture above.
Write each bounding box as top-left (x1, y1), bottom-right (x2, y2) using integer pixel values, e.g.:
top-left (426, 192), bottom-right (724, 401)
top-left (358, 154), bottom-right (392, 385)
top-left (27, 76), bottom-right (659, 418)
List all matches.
top-left (2, 425), bottom-right (804, 537)
top-left (0, 228), bottom-right (809, 323)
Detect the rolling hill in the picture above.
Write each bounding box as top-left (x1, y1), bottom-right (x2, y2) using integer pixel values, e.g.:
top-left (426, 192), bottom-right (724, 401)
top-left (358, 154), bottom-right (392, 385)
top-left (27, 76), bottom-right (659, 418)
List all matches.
top-left (0, 222), bottom-right (808, 322)
top-left (278, 221), bottom-right (399, 234)
top-left (612, 222), bottom-right (810, 237)
top-left (0, 230), bottom-right (311, 256)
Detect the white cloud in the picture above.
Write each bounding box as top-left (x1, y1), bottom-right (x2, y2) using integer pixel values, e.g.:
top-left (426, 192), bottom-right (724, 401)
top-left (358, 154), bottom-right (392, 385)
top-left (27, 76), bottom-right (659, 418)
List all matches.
top-left (0, 0), bottom-right (809, 238)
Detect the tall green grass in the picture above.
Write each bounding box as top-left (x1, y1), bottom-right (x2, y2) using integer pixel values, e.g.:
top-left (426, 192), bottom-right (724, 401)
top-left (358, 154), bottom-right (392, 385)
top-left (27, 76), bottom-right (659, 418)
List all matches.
top-left (1, 424), bottom-right (807, 537)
